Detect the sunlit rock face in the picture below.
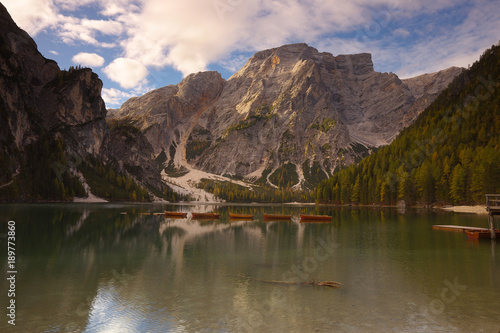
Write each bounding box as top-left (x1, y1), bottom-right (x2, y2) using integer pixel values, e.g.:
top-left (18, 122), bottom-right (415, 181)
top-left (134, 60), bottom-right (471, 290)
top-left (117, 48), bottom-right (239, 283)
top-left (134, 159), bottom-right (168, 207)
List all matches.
top-left (109, 43), bottom-right (462, 189)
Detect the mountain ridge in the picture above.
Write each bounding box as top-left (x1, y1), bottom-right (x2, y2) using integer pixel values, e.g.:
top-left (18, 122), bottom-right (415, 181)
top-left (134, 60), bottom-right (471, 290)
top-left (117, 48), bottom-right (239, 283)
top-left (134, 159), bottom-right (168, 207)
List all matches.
top-left (109, 43), bottom-right (462, 192)
top-left (0, 2), bottom-right (466, 202)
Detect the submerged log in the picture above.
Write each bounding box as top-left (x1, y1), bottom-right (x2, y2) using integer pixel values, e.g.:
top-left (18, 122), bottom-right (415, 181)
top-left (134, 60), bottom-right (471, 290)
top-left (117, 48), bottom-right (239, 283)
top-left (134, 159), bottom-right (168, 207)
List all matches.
top-left (306, 281), bottom-right (342, 288)
top-left (248, 277), bottom-right (341, 288)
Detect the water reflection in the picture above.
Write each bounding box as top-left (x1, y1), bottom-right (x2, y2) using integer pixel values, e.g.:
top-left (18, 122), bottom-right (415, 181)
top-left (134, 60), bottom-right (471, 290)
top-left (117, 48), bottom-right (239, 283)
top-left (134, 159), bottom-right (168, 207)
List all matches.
top-left (0, 204), bottom-right (498, 332)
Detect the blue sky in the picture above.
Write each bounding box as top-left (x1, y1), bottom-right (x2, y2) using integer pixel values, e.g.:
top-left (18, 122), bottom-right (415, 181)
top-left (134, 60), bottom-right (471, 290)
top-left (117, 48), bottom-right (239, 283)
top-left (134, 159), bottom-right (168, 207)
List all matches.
top-left (3, 0), bottom-right (499, 109)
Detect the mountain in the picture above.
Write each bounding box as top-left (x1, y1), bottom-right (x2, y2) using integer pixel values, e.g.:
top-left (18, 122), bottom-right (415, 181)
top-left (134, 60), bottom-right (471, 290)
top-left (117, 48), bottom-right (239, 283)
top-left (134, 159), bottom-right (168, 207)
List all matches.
top-left (0, 2), bottom-right (467, 202)
top-left (0, 4), bottom-right (164, 201)
top-left (315, 43), bottom-right (500, 206)
top-left (110, 43), bottom-right (462, 190)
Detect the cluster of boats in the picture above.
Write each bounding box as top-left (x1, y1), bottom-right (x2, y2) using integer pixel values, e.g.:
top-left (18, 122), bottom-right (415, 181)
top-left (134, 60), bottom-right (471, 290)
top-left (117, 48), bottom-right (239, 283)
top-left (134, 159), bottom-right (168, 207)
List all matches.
top-left (163, 211), bottom-right (332, 222)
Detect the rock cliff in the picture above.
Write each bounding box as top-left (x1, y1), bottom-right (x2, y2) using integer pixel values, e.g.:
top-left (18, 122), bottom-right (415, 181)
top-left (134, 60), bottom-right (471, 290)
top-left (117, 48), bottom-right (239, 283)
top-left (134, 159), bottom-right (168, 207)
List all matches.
top-left (0, 3), bottom-right (163, 200)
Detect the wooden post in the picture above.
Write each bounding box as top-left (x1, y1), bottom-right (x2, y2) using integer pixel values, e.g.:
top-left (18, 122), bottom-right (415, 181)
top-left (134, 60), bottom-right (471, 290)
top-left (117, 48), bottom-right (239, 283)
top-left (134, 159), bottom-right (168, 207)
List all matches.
top-left (489, 214), bottom-right (496, 240)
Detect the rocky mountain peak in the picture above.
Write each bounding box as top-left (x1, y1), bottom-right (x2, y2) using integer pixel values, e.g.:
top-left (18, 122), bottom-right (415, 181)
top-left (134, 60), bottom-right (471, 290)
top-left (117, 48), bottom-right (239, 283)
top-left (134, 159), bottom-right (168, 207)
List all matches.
top-left (176, 71), bottom-right (226, 108)
top-left (109, 43), bottom-right (463, 191)
top-left (232, 43), bottom-right (375, 81)
top-left (246, 43), bottom-right (313, 62)
top-left (333, 53), bottom-right (374, 76)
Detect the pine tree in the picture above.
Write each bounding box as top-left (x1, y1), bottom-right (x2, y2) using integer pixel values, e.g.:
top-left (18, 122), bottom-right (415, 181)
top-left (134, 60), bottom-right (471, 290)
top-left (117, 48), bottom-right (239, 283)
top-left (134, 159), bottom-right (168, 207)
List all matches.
top-left (351, 175), bottom-right (361, 203)
top-left (416, 163), bottom-right (435, 205)
top-left (450, 164), bottom-right (467, 204)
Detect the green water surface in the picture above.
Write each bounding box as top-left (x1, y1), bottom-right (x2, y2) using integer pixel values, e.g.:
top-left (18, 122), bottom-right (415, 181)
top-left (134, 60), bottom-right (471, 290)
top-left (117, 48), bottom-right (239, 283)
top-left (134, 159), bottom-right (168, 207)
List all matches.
top-left (0, 203), bottom-right (499, 332)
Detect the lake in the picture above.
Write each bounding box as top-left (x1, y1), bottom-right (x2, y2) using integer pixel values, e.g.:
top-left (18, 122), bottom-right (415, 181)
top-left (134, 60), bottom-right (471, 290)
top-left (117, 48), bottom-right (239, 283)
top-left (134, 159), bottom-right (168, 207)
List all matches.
top-left (0, 203), bottom-right (499, 332)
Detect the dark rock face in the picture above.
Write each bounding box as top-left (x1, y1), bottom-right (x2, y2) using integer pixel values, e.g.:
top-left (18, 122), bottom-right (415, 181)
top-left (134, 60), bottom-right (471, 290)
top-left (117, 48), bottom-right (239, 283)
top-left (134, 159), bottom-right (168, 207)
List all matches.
top-left (0, 3), bottom-right (106, 156)
top-left (36, 69), bottom-right (108, 157)
top-left (0, 3), bottom-right (61, 185)
top-left (0, 3), bottom-right (163, 197)
top-left (104, 122), bottom-right (163, 191)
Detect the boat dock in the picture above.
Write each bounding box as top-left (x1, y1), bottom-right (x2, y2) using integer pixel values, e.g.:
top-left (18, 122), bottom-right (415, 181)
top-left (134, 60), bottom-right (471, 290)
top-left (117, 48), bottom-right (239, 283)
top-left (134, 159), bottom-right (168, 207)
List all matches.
top-left (433, 194), bottom-right (500, 239)
top-left (432, 225), bottom-right (490, 232)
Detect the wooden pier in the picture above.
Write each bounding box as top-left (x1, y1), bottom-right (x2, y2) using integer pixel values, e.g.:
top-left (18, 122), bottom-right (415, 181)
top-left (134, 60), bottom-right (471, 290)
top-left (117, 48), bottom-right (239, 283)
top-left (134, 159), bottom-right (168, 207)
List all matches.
top-left (432, 225), bottom-right (490, 232)
top-left (486, 194), bottom-right (500, 239)
top-left (433, 194), bottom-right (500, 240)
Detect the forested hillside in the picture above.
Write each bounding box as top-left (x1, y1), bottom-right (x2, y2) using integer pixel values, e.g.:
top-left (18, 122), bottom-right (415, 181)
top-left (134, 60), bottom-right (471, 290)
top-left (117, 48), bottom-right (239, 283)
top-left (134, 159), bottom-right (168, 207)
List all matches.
top-left (315, 43), bottom-right (500, 206)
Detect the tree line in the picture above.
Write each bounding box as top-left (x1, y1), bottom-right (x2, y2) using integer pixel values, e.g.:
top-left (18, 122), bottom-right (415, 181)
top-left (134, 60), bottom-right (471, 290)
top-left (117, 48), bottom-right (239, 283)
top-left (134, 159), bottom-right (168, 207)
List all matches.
top-left (0, 132), bottom-right (86, 201)
top-left (198, 179), bottom-right (314, 203)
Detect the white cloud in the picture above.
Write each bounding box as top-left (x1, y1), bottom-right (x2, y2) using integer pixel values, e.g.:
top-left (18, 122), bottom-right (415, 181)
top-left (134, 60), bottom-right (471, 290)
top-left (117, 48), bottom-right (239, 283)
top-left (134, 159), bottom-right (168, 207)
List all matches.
top-left (99, 0), bottom-right (141, 16)
top-left (314, 0), bottom-right (500, 79)
top-left (119, 0), bottom-right (383, 75)
top-left (2, 0), bottom-right (59, 35)
top-left (3, 0), bottom-right (124, 47)
top-left (54, 0), bottom-right (96, 11)
top-left (72, 52), bottom-right (105, 67)
top-left (4, 0), bottom-right (499, 91)
top-left (117, 0), bottom-right (467, 76)
top-left (393, 28), bottom-right (410, 38)
top-left (102, 58), bottom-right (149, 89)
top-left (101, 87), bottom-right (134, 107)
top-left (102, 83), bottom-right (153, 108)
top-left (57, 16), bottom-right (123, 47)
top-left (80, 19), bottom-right (124, 35)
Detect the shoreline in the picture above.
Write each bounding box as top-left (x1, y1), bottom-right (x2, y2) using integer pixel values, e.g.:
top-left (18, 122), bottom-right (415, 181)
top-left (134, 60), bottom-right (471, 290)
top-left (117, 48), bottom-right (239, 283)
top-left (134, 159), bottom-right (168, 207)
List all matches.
top-left (438, 205), bottom-right (487, 214)
top-left (0, 199), bottom-right (490, 214)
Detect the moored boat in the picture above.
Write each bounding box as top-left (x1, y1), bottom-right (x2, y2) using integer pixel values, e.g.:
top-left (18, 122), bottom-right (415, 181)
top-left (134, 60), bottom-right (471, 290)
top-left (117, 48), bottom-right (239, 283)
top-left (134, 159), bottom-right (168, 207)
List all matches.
top-left (164, 211), bottom-right (187, 218)
top-left (299, 214), bottom-right (332, 222)
top-left (229, 213), bottom-right (253, 220)
top-left (465, 229), bottom-right (500, 239)
top-left (192, 212), bottom-right (220, 220)
top-left (263, 214), bottom-right (292, 221)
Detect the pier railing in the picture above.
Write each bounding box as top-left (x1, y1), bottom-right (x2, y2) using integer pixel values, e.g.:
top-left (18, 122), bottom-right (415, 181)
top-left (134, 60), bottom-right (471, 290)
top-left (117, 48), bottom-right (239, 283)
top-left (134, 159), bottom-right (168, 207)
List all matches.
top-left (486, 194), bottom-right (500, 214)
top-left (486, 194), bottom-right (500, 239)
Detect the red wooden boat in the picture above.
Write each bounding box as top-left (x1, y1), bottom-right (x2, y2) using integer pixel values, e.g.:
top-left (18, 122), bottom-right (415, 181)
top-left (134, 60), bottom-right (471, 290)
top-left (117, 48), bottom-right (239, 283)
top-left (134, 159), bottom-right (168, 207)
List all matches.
top-left (263, 214), bottom-right (292, 221)
top-left (192, 212), bottom-right (220, 220)
top-left (465, 229), bottom-right (500, 239)
top-left (299, 214), bottom-right (332, 222)
top-left (229, 213), bottom-right (253, 220)
top-left (164, 211), bottom-right (187, 218)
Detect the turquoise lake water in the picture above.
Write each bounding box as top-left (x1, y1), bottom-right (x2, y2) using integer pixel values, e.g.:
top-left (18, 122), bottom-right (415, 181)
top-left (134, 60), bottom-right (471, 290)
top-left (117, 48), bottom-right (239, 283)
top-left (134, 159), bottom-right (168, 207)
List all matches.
top-left (0, 203), bottom-right (499, 332)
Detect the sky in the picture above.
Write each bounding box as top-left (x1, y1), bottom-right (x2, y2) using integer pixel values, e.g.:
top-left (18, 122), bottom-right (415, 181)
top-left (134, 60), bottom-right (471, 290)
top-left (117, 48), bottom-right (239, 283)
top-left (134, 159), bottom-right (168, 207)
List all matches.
top-left (2, 0), bottom-right (499, 109)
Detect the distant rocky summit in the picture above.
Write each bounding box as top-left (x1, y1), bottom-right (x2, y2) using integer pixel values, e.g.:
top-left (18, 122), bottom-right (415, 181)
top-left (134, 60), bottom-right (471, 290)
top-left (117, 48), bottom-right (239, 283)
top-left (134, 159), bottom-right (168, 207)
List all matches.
top-left (110, 43), bottom-right (462, 189)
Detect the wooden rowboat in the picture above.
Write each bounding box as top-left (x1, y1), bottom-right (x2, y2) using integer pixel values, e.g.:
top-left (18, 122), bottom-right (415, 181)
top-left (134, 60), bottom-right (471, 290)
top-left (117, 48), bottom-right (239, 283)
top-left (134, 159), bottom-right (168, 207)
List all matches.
top-left (192, 212), bottom-right (220, 220)
top-left (164, 211), bottom-right (187, 218)
top-left (229, 213), bottom-right (253, 220)
top-left (300, 214), bottom-right (332, 222)
top-left (465, 229), bottom-right (500, 239)
top-left (263, 214), bottom-right (292, 221)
